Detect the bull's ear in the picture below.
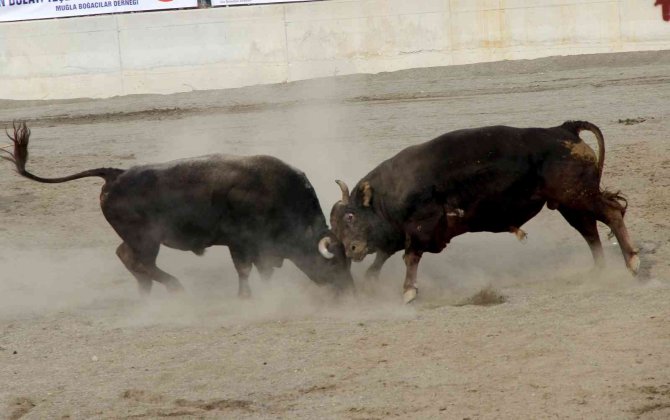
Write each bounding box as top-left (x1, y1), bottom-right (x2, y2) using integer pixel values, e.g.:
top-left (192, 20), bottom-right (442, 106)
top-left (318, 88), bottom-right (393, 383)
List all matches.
top-left (361, 182), bottom-right (373, 207)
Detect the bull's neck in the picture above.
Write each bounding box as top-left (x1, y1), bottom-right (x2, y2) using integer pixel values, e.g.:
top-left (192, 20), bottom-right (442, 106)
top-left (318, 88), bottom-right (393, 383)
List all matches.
top-left (286, 224), bottom-right (329, 275)
top-left (371, 196), bottom-right (405, 251)
top-left (288, 235), bottom-right (330, 285)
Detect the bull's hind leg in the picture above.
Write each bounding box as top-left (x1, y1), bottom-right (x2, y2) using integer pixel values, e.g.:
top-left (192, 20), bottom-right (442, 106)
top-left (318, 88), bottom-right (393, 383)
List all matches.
top-left (116, 242), bottom-right (152, 296)
top-left (230, 248), bottom-right (253, 299)
top-left (116, 241), bottom-right (185, 294)
top-left (558, 207), bottom-right (605, 270)
top-left (149, 264), bottom-right (185, 292)
top-left (594, 195), bottom-right (640, 275)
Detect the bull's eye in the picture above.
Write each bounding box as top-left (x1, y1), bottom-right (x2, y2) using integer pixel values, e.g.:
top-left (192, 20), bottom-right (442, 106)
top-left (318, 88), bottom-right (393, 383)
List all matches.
top-left (344, 213), bottom-right (355, 224)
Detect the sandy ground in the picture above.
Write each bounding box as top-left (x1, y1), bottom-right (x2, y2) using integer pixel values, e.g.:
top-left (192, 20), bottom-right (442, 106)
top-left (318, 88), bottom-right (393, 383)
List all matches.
top-left (1, 50), bottom-right (670, 419)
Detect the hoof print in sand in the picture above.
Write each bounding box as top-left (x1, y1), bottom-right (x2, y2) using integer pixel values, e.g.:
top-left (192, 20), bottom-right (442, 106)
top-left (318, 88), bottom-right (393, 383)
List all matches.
top-left (631, 384), bottom-right (670, 417)
top-left (456, 286), bottom-right (507, 307)
top-left (9, 397), bottom-right (35, 420)
top-left (174, 398), bottom-right (253, 412)
top-left (121, 389), bottom-right (253, 416)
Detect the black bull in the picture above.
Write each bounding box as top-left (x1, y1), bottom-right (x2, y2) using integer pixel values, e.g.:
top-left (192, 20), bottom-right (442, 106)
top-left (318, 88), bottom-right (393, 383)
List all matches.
top-left (330, 121), bottom-right (639, 303)
top-left (2, 122), bottom-right (352, 296)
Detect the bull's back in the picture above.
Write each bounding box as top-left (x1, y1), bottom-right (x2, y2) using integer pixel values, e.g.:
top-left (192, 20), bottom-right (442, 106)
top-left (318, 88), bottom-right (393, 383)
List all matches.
top-left (371, 125), bottom-right (580, 218)
top-left (101, 155), bottom-right (325, 250)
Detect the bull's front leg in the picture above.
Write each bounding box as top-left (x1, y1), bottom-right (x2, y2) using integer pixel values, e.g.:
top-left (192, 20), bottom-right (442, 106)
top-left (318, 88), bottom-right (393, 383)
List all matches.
top-left (365, 251), bottom-right (391, 280)
top-left (230, 247), bottom-right (253, 299)
top-left (402, 250), bottom-right (423, 304)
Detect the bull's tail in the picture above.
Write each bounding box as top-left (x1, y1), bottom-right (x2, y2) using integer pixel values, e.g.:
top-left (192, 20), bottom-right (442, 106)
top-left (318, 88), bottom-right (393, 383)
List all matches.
top-left (1, 121), bottom-right (123, 184)
top-left (561, 120), bottom-right (627, 221)
top-left (562, 120), bottom-right (605, 180)
top-left (603, 189), bottom-right (628, 218)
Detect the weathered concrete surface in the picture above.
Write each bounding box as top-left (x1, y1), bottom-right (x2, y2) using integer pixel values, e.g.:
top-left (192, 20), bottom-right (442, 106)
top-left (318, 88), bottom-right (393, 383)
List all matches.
top-left (2, 0), bottom-right (670, 99)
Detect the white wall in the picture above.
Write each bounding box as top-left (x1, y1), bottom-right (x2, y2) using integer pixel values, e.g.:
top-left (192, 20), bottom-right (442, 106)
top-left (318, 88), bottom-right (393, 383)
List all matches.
top-left (1, 0), bottom-right (669, 100)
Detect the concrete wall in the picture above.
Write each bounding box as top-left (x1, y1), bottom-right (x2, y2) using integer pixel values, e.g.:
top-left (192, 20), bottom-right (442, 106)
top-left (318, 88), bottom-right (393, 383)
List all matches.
top-left (1, 0), bottom-right (670, 100)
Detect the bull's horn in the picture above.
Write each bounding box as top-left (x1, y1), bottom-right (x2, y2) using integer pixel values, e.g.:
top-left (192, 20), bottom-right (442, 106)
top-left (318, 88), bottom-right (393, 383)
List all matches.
top-left (335, 180), bottom-right (350, 204)
top-left (318, 236), bottom-right (335, 259)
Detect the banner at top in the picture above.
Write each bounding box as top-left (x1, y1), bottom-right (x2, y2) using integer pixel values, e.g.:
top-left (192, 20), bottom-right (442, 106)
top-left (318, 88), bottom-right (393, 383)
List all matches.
top-left (0, 0), bottom-right (198, 23)
top-left (211, 0), bottom-right (313, 6)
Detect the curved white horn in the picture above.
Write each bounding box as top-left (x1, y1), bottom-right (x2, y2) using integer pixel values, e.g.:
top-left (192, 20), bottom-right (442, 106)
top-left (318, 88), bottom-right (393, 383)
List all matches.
top-left (318, 236), bottom-right (335, 259)
top-left (335, 180), bottom-right (350, 204)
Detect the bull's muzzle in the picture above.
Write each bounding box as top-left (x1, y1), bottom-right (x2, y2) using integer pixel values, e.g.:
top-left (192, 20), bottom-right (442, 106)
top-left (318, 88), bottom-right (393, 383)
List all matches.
top-left (345, 240), bottom-right (368, 262)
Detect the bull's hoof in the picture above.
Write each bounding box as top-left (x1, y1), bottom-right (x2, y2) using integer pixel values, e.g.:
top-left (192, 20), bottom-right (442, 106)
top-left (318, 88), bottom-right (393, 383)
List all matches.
top-left (166, 281), bottom-right (185, 293)
top-left (588, 264), bottom-right (605, 277)
top-left (514, 228), bottom-right (528, 243)
top-left (628, 254), bottom-right (641, 276)
top-left (238, 287), bottom-right (252, 300)
top-left (364, 271), bottom-right (380, 282)
top-left (403, 287), bottom-right (418, 304)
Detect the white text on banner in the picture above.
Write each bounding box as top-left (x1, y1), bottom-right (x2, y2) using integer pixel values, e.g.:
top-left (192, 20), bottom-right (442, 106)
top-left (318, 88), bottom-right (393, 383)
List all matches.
top-left (0, 0), bottom-right (198, 23)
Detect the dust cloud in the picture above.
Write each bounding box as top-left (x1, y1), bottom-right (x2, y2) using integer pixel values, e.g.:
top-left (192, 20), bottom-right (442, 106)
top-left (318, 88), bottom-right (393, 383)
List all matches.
top-left (0, 72), bottom-right (644, 327)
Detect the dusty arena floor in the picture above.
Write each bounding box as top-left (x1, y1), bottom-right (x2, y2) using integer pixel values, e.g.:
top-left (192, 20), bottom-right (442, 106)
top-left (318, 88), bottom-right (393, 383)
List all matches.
top-left (1, 50), bottom-right (670, 419)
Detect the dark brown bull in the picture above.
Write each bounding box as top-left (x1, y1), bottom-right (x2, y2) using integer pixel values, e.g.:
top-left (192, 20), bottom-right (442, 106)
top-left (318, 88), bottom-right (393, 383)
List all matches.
top-left (330, 121), bottom-right (638, 303)
top-left (2, 122), bottom-right (353, 297)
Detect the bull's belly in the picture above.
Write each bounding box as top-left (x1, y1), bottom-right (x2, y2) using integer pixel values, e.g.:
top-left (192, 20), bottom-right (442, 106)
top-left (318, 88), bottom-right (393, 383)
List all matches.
top-left (161, 237), bottom-right (216, 255)
top-left (160, 226), bottom-right (281, 256)
top-left (461, 198), bottom-right (546, 234)
top-left (160, 224), bottom-right (224, 254)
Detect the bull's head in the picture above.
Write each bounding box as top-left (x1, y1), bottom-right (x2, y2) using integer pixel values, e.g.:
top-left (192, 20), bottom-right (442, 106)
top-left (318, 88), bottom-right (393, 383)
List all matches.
top-left (329, 179), bottom-right (378, 262)
top-left (302, 230), bottom-right (353, 291)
